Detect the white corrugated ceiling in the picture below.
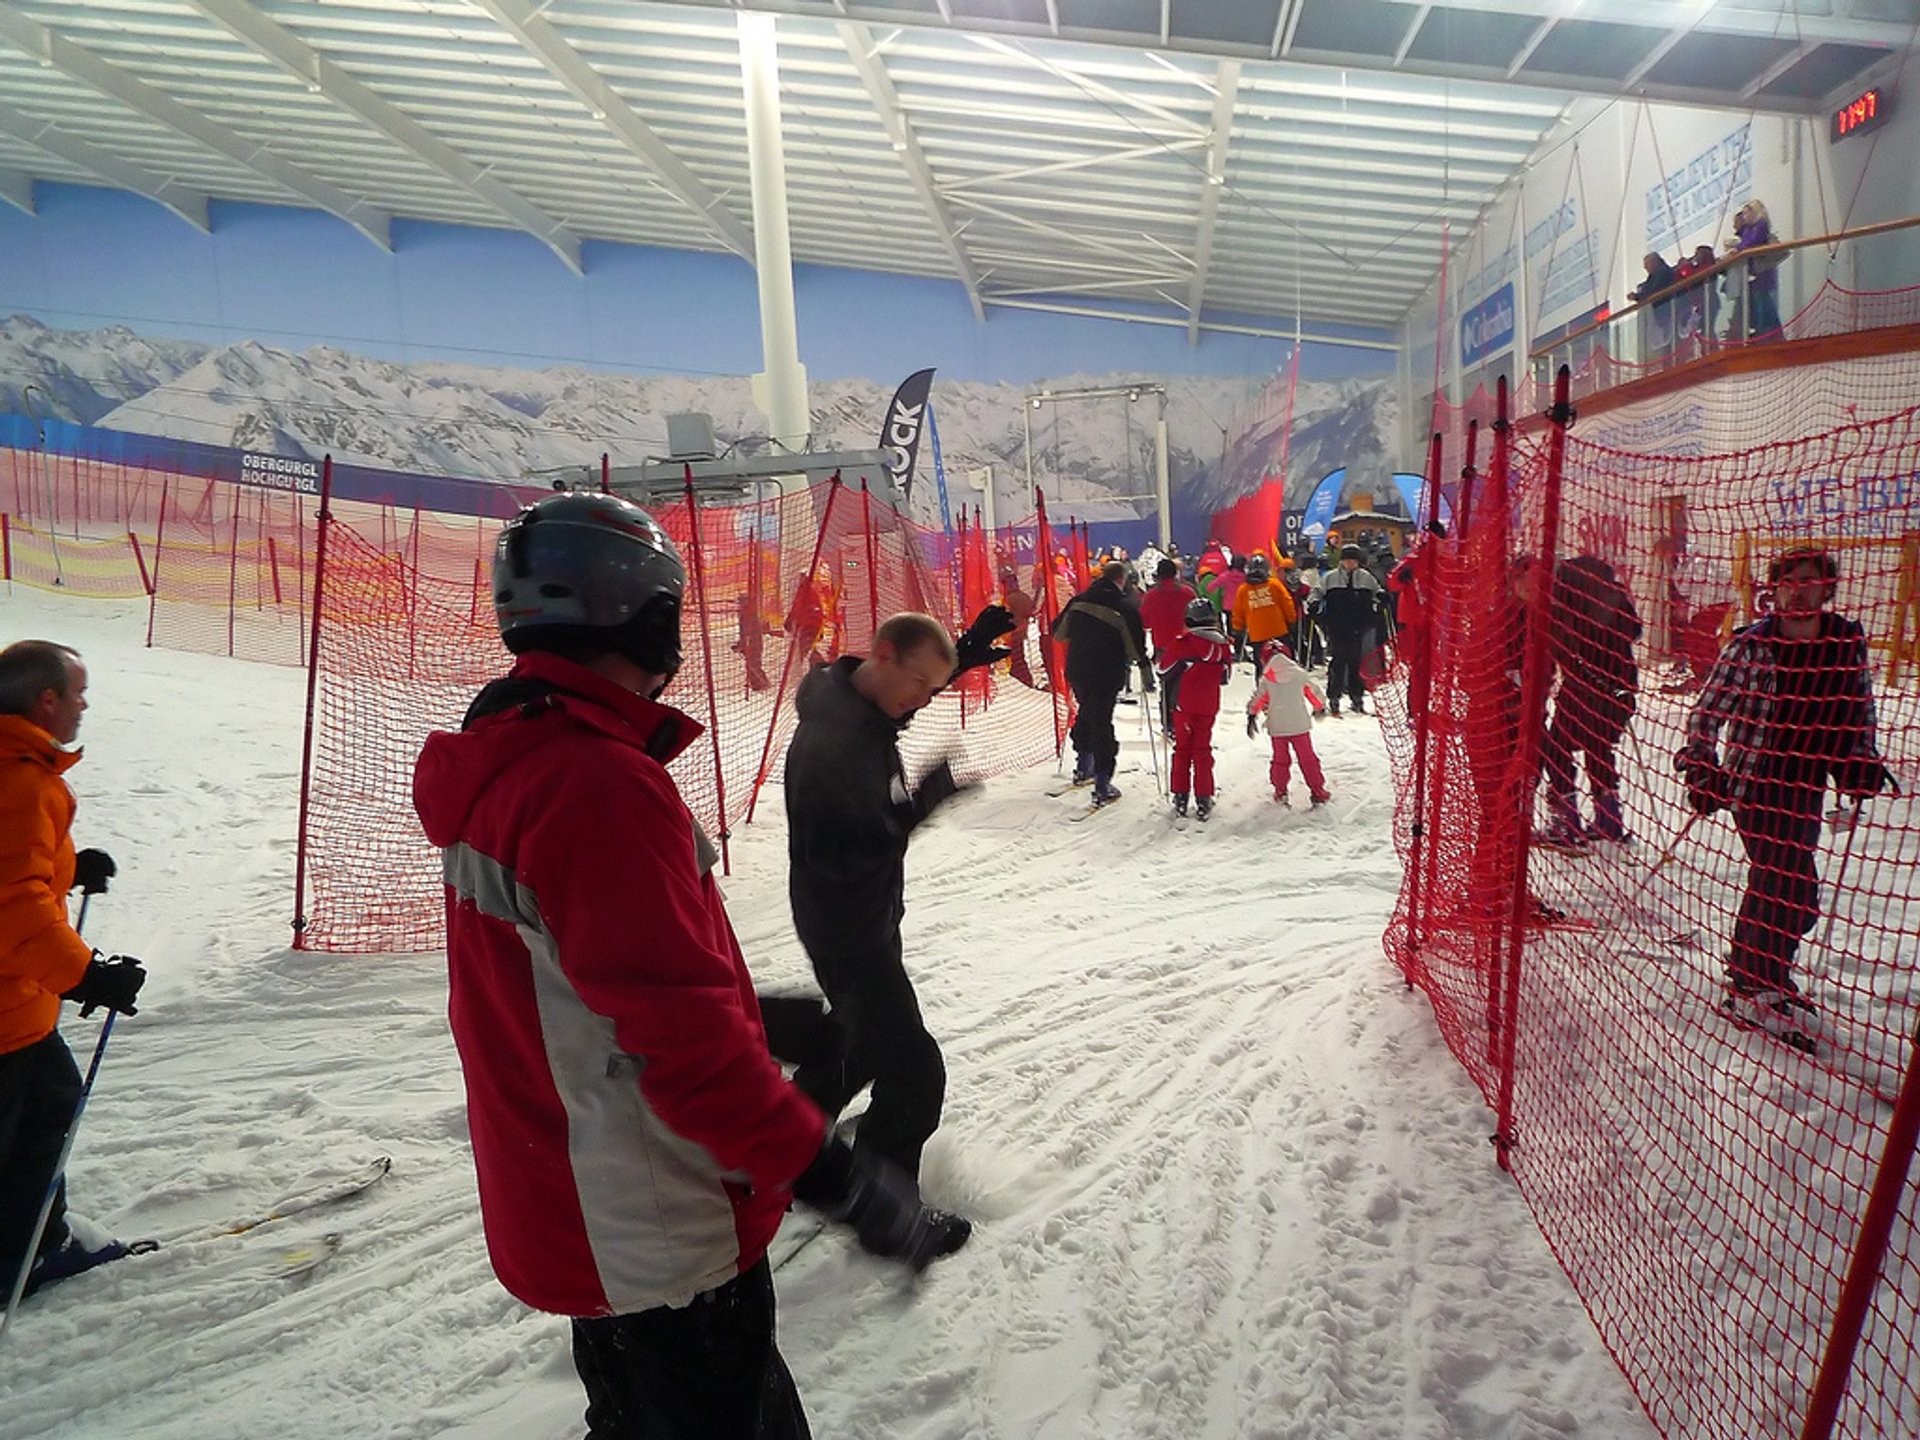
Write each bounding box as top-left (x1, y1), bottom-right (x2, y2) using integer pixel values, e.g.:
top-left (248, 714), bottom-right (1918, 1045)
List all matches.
top-left (0, 0), bottom-right (1910, 337)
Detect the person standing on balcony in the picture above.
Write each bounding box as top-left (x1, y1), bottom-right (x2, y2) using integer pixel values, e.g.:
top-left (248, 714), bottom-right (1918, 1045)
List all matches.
top-left (1631, 252), bottom-right (1681, 356)
top-left (1677, 546), bottom-right (1895, 1052)
top-left (1724, 200), bottom-right (1783, 339)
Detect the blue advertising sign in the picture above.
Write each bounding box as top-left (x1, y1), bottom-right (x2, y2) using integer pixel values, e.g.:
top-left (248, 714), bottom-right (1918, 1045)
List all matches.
top-left (1460, 282), bottom-right (1517, 369)
top-left (1392, 472), bottom-right (1451, 530)
top-left (1300, 468), bottom-right (1345, 543)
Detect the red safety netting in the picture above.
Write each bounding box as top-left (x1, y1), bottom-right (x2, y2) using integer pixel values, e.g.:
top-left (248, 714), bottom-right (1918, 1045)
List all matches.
top-left (296, 472), bottom-right (1064, 953)
top-left (2, 441), bottom-right (1066, 955)
top-left (1382, 369), bottom-right (1920, 1440)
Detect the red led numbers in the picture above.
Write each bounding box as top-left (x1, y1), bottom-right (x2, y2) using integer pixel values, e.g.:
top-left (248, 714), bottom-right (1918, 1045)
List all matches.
top-left (1830, 87), bottom-right (1888, 143)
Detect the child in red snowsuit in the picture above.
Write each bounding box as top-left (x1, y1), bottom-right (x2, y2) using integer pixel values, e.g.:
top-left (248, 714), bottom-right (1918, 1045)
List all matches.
top-left (1248, 640), bottom-right (1330, 805)
top-left (1160, 599), bottom-right (1233, 820)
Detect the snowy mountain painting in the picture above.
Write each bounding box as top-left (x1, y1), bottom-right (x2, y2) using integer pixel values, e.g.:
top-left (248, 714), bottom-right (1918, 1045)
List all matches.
top-left (0, 313), bottom-right (1396, 535)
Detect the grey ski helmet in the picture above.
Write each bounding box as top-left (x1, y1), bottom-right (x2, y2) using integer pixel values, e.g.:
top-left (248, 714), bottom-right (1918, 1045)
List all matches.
top-left (1245, 553), bottom-right (1270, 583)
top-left (492, 492), bottom-right (686, 677)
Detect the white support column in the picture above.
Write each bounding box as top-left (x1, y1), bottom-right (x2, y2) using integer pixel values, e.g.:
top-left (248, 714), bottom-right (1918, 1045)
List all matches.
top-left (738, 13), bottom-right (810, 457)
top-left (1511, 186), bottom-right (1532, 392)
top-left (1154, 418), bottom-right (1171, 550)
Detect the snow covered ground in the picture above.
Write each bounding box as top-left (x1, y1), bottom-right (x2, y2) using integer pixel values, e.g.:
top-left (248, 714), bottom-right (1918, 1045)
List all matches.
top-left (0, 584), bottom-right (1659, 1440)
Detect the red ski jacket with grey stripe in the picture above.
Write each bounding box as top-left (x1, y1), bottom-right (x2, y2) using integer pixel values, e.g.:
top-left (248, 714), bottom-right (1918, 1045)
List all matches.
top-left (413, 652), bottom-right (826, 1318)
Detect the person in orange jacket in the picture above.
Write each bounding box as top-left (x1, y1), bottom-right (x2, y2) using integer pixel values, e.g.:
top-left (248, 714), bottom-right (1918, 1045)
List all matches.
top-left (1, 640), bottom-right (146, 1305)
top-left (1230, 552), bottom-right (1298, 667)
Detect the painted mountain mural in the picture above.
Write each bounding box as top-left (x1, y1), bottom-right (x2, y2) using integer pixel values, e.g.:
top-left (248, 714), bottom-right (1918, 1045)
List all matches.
top-left (0, 314), bottom-right (1396, 536)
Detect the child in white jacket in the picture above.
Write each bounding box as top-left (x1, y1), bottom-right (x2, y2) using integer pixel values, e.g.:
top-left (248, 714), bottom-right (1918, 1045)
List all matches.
top-left (1247, 640), bottom-right (1330, 806)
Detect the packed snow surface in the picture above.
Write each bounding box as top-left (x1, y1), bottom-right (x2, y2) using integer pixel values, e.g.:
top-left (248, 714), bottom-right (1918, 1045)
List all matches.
top-left (0, 586), bottom-right (1656, 1440)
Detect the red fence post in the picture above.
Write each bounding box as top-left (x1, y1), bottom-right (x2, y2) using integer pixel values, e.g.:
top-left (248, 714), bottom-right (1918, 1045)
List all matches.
top-left (0, 512), bottom-right (9, 582)
top-left (861, 478), bottom-right (881, 642)
top-left (267, 534), bottom-right (283, 606)
top-left (145, 476), bottom-right (170, 649)
top-left (683, 467), bottom-right (733, 876)
top-left (1798, 1013), bottom-right (1920, 1440)
top-left (744, 476), bottom-right (842, 825)
top-left (128, 531), bottom-right (152, 596)
top-left (1492, 369), bottom-right (1571, 1171)
top-left (1035, 488), bottom-right (1067, 760)
top-left (291, 458), bottom-right (335, 951)
top-left (226, 484), bottom-right (242, 658)
top-left (1402, 430), bottom-right (1446, 962)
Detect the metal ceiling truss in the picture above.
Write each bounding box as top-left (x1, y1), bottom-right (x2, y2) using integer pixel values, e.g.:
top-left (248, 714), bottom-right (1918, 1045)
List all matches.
top-left (3, 0), bottom-right (1905, 338)
top-left (0, 0), bottom-right (391, 250)
top-left (182, 0), bottom-right (585, 274)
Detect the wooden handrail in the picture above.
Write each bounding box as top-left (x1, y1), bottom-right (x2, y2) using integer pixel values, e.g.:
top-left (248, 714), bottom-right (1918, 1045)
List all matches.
top-left (1526, 212), bottom-right (1920, 361)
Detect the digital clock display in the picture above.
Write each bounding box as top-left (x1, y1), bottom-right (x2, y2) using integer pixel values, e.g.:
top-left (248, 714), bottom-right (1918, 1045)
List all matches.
top-left (1831, 87), bottom-right (1889, 143)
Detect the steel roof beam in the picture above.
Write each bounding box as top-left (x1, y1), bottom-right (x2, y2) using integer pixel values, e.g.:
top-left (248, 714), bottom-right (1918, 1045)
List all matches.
top-left (1393, 5), bottom-right (1433, 69)
top-left (1507, 15), bottom-right (1558, 78)
top-left (965, 35), bottom-right (1208, 140)
top-left (0, 105), bottom-right (208, 231)
top-left (939, 138), bottom-right (1207, 193)
top-left (1187, 59), bottom-right (1239, 346)
top-left (1389, 0), bottom-right (1915, 49)
top-left (981, 296), bottom-right (1402, 350)
top-left (838, 20), bottom-right (984, 319)
top-left (1622, 26), bottom-right (1690, 91)
top-left (0, 166), bottom-right (31, 214)
top-left (1740, 39), bottom-right (1821, 102)
top-left (183, 0), bottom-right (583, 274)
top-left (470, 0), bottom-right (756, 261)
top-left (0, 0), bottom-right (391, 251)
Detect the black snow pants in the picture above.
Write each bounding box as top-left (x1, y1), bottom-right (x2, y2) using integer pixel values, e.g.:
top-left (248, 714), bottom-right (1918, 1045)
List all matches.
top-left (1325, 631), bottom-right (1367, 708)
top-left (0, 1031), bottom-right (82, 1294)
top-left (792, 931), bottom-right (945, 1181)
top-left (1728, 776), bottom-right (1826, 995)
top-left (1067, 679), bottom-right (1122, 785)
top-left (570, 1257), bottom-right (810, 1440)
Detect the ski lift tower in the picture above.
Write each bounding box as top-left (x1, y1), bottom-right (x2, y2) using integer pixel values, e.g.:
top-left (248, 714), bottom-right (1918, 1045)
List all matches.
top-left (1021, 383), bottom-right (1172, 548)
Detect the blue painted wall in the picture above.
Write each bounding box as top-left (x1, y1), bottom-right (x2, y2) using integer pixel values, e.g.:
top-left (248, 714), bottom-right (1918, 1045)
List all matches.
top-left (0, 183), bottom-right (1391, 387)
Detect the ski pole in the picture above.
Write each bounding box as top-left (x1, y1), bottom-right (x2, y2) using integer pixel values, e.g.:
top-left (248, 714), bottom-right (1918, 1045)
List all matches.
top-left (1806, 800), bottom-right (1868, 979)
top-left (1, 897), bottom-right (112, 1340)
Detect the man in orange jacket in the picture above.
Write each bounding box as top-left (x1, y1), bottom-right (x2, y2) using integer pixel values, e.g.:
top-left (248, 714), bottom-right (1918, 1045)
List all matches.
top-left (1, 640), bottom-right (146, 1305)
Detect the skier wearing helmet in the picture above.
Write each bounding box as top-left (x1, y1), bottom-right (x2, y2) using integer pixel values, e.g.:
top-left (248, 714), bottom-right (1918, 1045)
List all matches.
top-left (414, 492), bottom-right (957, 1439)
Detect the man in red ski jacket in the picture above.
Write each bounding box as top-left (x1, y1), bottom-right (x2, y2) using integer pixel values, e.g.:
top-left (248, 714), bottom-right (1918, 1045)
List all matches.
top-left (1138, 557), bottom-right (1196, 736)
top-left (413, 492), bottom-right (955, 1440)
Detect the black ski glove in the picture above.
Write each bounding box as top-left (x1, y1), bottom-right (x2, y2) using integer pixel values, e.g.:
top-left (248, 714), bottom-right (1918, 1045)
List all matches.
top-left (72, 848), bottom-right (116, 895)
top-left (1246, 712), bottom-right (1260, 740)
top-left (1140, 665), bottom-right (1156, 694)
top-left (792, 1135), bottom-right (946, 1271)
top-left (63, 954), bottom-right (146, 1018)
top-left (1834, 756), bottom-right (1895, 799)
top-left (1677, 751), bottom-right (1733, 815)
top-left (911, 759), bottom-right (965, 822)
top-left (953, 605), bottom-right (1015, 674)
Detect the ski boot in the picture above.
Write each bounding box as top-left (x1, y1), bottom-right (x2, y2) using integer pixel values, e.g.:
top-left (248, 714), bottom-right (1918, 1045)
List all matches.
top-left (1195, 795), bottom-right (1215, 822)
top-left (1171, 792), bottom-right (1189, 818)
top-left (1586, 793), bottom-right (1631, 844)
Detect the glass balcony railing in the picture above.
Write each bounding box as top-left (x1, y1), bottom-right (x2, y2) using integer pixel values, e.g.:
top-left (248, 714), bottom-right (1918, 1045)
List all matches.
top-left (1530, 214), bottom-right (1920, 402)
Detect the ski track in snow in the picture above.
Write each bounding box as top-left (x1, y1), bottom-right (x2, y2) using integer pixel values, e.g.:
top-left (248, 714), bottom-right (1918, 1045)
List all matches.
top-left (0, 590), bottom-right (1655, 1440)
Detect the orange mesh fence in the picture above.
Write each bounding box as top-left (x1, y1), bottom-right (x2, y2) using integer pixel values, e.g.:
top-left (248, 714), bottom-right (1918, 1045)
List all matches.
top-left (1385, 372), bottom-right (1920, 1440)
top-left (297, 472), bottom-right (1062, 953)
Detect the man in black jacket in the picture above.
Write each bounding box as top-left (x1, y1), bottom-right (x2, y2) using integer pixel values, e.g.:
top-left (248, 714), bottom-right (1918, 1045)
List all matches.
top-left (1050, 562), bottom-right (1151, 805)
top-left (782, 611), bottom-right (998, 1253)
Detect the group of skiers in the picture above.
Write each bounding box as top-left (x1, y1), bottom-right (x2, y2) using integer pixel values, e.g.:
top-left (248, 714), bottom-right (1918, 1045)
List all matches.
top-left (2, 478), bottom-right (1899, 1440)
top-left (1051, 540), bottom-right (1377, 820)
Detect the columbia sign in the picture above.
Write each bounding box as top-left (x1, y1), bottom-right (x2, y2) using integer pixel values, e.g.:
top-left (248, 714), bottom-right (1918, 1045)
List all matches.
top-left (1460, 283), bottom-right (1517, 370)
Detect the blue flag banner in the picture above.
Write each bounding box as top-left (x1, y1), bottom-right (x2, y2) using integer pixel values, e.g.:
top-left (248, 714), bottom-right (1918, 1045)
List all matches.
top-left (1393, 472), bottom-right (1452, 529)
top-left (928, 403), bottom-right (953, 533)
top-left (1300, 468), bottom-right (1345, 543)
